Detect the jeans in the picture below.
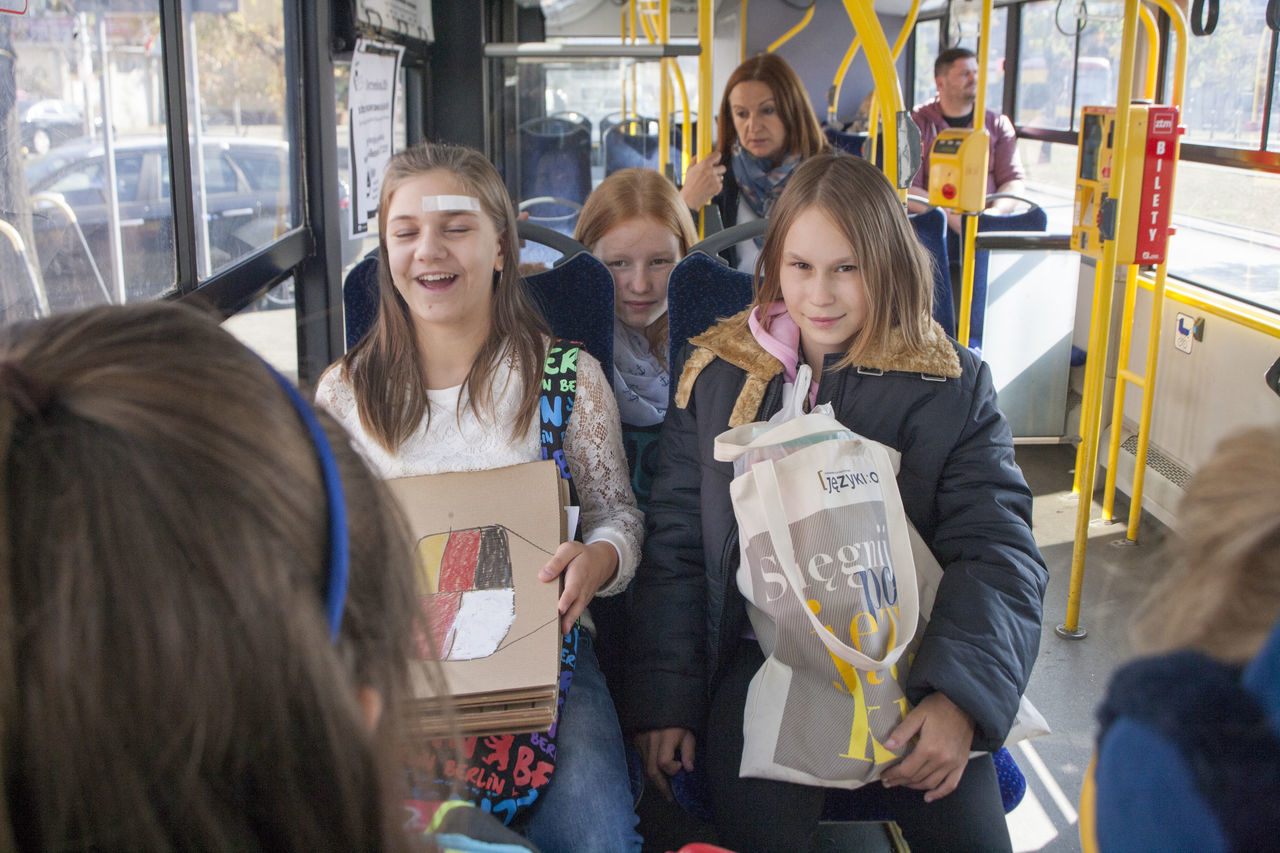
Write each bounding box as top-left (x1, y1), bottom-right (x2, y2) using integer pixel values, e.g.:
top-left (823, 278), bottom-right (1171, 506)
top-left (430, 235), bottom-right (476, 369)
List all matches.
top-left (512, 629), bottom-right (642, 852)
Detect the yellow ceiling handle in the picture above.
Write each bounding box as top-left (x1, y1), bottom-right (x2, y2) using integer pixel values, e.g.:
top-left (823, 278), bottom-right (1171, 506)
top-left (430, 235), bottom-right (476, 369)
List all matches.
top-left (766, 2), bottom-right (814, 54)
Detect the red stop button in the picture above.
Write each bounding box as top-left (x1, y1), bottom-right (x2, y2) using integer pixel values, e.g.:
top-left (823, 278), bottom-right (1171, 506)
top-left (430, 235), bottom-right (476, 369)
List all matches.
top-left (942, 183), bottom-right (957, 200)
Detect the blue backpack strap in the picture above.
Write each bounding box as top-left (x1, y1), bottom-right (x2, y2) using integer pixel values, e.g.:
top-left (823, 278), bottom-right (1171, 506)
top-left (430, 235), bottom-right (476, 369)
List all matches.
top-left (539, 338), bottom-right (581, 508)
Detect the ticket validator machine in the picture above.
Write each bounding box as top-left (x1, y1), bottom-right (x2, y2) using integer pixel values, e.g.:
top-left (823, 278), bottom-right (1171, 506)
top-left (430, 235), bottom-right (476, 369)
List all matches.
top-left (926, 127), bottom-right (991, 215)
top-left (1071, 104), bottom-right (1181, 265)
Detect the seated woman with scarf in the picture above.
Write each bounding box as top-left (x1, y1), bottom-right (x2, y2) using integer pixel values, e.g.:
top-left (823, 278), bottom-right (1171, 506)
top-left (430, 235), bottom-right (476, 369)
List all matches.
top-left (678, 53), bottom-right (830, 272)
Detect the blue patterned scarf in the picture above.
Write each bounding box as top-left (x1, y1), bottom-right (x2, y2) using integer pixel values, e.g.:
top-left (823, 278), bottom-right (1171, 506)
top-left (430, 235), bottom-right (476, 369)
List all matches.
top-left (733, 143), bottom-right (801, 246)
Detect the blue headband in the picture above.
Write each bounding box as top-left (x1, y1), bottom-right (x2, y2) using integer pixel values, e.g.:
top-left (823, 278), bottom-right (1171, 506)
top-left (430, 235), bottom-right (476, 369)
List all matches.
top-left (264, 362), bottom-right (350, 642)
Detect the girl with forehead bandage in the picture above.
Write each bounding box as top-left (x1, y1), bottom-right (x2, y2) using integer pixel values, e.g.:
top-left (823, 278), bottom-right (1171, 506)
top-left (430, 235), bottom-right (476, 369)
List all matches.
top-left (316, 143), bottom-right (643, 852)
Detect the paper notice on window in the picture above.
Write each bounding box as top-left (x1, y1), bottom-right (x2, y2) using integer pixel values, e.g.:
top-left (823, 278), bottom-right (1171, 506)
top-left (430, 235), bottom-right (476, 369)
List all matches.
top-left (357, 0), bottom-right (434, 43)
top-left (348, 38), bottom-right (405, 239)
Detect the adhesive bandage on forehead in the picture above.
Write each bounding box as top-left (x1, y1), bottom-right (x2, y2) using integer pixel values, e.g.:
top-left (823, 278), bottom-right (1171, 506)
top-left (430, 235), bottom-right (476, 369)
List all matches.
top-left (421, 195), bottom-right (482, 213)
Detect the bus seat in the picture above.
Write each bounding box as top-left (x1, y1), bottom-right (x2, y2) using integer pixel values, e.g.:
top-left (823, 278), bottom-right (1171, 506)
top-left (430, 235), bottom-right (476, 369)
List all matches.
top-left (601, 115), bottom-right (680, 177)
top-left (339, 226), bottom-right (610, 365)
top-left (342, 247), bottom-right (380, 350)
top-left (956, 196), bottom-right (1049, 349)
top-left (687, 217), bottom-right (768, 273)
top-left (908, 203), bottom-right (956, 339)
top-left (665, 251), bottom-right (754, 377)
top-left (518, 112), bottom-right (592, 244)
top-left (524, 250), bottom-right (614, 370)
top-left (517, 205), bottom-right (585, 269)
top-left (824, 125), bottom-right (867, 157)
top-left (519, 112), bottom-right (592, 208)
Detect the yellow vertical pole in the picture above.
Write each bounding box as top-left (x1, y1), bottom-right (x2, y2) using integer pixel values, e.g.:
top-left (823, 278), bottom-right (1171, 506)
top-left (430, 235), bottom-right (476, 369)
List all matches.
top-left (1074, 257), bottom-right (1109, 492)
top-left (740, 0), bottom-right (748, 63)
top-left (1059, 0), bottom-right (1140, 640)
top-left (699, 0), bottom-right (715, 239)
top-left (657, 0), bottom-right (671, 179)
top-left (955, 0), bottom-right (992, 348)
top-left (670, 62), bottom-right (693, 183)
top-left (973, 0), bottom-right (990, 122)
top-left (956, 214), bottom-right (979, 346)
top-left (630, 1), bottom-right (639, 119)
top-left (1125, 0), bottom-right (1188, 541)
top-left (1073, 262), bottom-right (1110, 495)
top-left (841, 0), bottom-right (904, 193)
top-left (1102, 263), bottom-right (1141, 521)
top-left (621, 9), bottom-right (629, 119)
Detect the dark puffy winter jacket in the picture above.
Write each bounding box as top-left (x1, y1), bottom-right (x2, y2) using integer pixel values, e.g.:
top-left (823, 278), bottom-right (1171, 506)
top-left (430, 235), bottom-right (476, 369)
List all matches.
top-left (624, 311), bottom-right (1047, 751)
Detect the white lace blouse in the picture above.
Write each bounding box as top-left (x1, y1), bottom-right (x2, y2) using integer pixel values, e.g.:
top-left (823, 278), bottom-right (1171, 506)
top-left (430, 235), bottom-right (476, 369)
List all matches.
top-left (315, 344), bottom-right (641, 597)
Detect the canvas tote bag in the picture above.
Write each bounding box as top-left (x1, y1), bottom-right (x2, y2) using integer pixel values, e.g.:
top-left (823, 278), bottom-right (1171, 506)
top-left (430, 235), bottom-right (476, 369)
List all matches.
top-left (714, 368), bottom-right (1047, 789)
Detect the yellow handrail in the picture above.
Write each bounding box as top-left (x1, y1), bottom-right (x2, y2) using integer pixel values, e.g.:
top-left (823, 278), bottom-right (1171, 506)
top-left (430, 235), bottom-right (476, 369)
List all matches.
top-left (0, 220), bottom-right (49, 317)
top-left (840, 0), bottom-right (905, 193)
top-left (828, 38), bottom-right (862, 125)
top-left (766, 2), bottom-right (814, 54)
top-left (740, 0), bottom-right (748, 64)
top-left (859, 1), bottom-right (920, 179)
top-left (1138, 4), bottom-right (1158, 100)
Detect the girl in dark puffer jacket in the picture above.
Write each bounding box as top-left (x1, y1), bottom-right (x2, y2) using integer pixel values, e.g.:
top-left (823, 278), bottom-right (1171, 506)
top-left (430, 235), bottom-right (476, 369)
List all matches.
top-left (627, 152), bottom-right (1047, 853)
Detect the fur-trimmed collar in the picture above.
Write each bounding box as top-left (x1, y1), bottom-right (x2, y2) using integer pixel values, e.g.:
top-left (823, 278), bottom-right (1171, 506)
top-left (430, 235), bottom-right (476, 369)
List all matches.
top-left (675, 309), bottom-right (962, 426)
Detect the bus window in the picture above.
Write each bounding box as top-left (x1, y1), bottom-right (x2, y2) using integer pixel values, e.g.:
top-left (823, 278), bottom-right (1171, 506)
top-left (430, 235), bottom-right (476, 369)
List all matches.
top-left (912, 20), bottom-right (941, 108)
top-left (1015, 1), bottom-right (1076, 130)
top-left (183, 0), bottom-right (293, 282)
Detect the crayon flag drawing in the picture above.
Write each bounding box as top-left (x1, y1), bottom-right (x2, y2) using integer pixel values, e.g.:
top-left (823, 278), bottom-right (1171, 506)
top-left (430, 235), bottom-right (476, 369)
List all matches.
top-left (414, 525), bottom-right (516, 660)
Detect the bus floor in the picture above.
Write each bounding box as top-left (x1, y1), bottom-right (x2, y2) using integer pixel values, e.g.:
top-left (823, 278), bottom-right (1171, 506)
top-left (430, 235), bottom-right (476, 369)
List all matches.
top-left (634, 443), bottom-right (1169, 853)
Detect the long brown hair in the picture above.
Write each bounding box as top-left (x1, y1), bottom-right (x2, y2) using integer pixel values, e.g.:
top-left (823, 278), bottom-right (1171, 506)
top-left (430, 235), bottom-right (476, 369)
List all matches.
top-left (340, 143), bottom-right (550, 452)
top-left (575, 167), bottom-right (697, 366)
top-left (715, 53), bottom-right (828, 167)
top-left (748, 151), bottom-right (933, 368)
top-left (0, 302), bottom-right (426, 851)
top-left (1133, 426), bottom-right (1280, 663)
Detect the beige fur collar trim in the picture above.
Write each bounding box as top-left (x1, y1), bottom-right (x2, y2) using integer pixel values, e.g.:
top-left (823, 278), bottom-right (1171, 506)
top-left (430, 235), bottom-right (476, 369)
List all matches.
top-left (675, 309), bottom-right (962, 423)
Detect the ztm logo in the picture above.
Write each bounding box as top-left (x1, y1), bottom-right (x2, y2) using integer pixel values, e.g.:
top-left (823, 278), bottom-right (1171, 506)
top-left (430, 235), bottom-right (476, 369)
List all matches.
top-left (1153, 116), bottom-right (1174, 134)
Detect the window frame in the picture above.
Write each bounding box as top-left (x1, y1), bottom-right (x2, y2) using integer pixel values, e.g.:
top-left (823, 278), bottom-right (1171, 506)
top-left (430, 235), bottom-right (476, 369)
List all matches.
top-left (912, 0), bottom-right (1280, 313)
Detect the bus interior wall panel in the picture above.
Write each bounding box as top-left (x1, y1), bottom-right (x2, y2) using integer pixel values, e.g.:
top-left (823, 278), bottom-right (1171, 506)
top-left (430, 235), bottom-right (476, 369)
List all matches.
top-left (428, 0), bottom-right (489, 151)
top-left (295, 0), bottom-right (347, 383)
top-left (740, 4), bottom-right (912, 123)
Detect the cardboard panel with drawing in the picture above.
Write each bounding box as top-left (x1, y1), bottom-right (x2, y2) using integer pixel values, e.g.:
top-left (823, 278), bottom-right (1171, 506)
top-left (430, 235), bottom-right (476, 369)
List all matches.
top-left (385, 459), bottom-right (565, 736)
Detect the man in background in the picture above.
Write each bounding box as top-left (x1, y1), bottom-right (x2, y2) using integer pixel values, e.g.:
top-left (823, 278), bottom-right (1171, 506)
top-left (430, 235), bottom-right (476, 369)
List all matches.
top-left (910, 46), bottom-right (1026, 231)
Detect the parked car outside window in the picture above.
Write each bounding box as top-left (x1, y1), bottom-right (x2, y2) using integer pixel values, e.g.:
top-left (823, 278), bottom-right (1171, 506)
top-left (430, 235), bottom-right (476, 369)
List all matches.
top-left (24, 136), bottom-right (293, 312)
top-left (18, 98), bottom-right (86, 156)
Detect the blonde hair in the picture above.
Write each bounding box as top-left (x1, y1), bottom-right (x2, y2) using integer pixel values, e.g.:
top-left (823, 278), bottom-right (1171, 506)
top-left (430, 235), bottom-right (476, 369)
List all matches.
top-left (749, 151), bottom-right (933, 369)
top-left (341, 143), bottom-right (550, 452)
top-left (575, 168), bottom-right (698, 366)
top-left (1133, 426), bottom-right (1280, 663)
top-left (575, 168), bottom-right (697, 256)
top-left (715, 53), bottom-right (828, 167)
top-left (0, 302), bottom-right (429, 851)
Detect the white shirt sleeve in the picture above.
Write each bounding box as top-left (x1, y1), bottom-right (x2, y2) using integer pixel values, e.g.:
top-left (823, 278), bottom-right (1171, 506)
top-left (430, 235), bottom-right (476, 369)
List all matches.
top-left (563, 350), bottom-right (643, 596)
